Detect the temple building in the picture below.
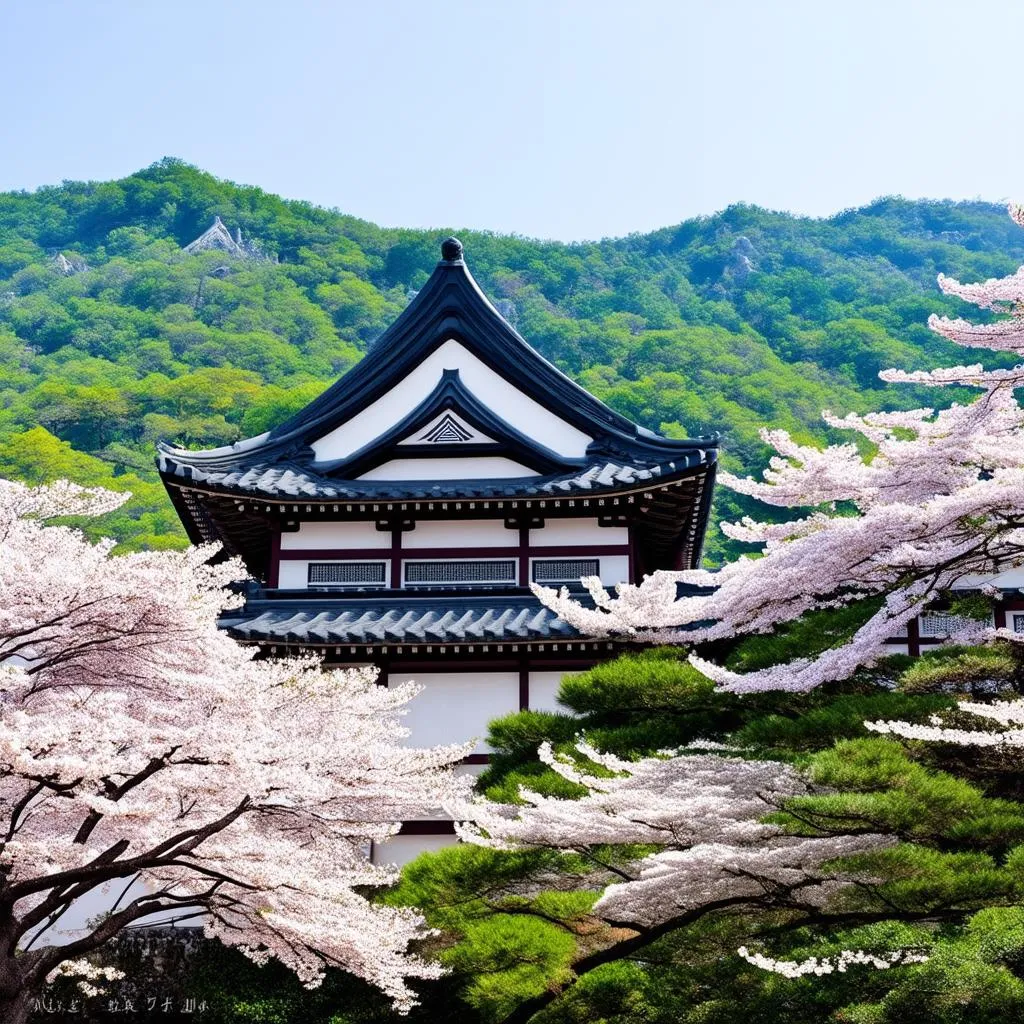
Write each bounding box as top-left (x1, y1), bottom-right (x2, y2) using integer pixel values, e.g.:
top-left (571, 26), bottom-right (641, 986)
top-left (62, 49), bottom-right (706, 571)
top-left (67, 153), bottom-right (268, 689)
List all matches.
top-left (158, 238), bottom-right (718, 862)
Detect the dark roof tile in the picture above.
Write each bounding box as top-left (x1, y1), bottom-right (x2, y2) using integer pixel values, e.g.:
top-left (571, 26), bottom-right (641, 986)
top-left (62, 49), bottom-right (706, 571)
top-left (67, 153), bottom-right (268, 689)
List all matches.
top-left (225, 595), bottom-right (581, 645)
top-left (157, 453), bottom-right (707, 502)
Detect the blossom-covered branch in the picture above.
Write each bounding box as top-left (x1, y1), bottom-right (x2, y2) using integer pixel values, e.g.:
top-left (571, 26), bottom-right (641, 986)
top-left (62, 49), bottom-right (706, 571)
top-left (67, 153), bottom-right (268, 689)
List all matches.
top-left (533, 204), bottom-right (1024, 693)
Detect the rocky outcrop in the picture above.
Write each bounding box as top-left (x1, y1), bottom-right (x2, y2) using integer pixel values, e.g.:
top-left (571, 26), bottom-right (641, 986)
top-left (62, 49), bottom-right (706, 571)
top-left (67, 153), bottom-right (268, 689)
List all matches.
top-left (183, 216), bottom-right (268, 261)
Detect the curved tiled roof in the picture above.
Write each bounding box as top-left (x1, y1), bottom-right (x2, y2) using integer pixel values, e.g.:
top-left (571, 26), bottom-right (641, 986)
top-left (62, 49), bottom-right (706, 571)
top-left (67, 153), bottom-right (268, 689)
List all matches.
top-left (225, 595), bottom-right (580, 645)
top-left (158, 452), bottom-right (708, 502)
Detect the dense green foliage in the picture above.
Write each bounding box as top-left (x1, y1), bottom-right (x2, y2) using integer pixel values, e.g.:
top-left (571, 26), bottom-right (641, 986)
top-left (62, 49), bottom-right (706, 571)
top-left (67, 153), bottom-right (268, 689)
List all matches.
top-left (146, 639), bottom-right (1024, 1024)
top-left (373, 642), bottom-right (1024, 1024)
top-left (1, 159), bottom-right (1021, 556)
top-left (15, 161), bottom-right (1024, 1021)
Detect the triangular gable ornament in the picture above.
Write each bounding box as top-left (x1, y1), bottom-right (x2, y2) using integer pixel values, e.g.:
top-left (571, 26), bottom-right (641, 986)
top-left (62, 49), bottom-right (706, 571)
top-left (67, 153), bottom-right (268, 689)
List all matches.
top-left (396, 410), bottom-right (494, 447)
top-left (421, 413), bottom-right (475, 443)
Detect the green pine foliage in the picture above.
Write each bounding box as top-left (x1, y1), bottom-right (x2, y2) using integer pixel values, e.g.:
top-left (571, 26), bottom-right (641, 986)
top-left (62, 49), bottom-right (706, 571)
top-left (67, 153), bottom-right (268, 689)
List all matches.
top-left (358, 640), bottom-right (1024, 1024)
top-left (2, 160), bottom-right (1022, 556)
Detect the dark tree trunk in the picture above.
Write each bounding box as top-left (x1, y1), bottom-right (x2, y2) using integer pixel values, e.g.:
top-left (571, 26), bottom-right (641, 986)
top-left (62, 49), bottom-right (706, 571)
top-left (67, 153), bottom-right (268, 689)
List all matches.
top-left (1009, 641), bottom-right (1024, 694)
top-left (0, 990), bottom-right (31, 1024)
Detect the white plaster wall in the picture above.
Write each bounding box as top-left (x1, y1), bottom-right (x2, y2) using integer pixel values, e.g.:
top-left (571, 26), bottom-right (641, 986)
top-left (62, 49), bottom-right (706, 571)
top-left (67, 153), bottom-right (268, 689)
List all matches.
top-left (279, 520), bottom-right (384, 550)
top-left (278, 559), bottom-right (388, 589)
top-left (278, 560), bottom-right (311, 589)
top-left (372, 834), bottom-right (457, 867)
top-left (955, 567), bottom-right (1024, 589)
top-left (358, 456), bottom-right (538, 480)
top-left (405, 519), bottom-right (513, 549)
top-left (531, 518), bottom-right (627, 546)
top-left (311, 340), bottom-right (593, 461)
top-left (884, 644), bottom-right (911, 656)
top-left (529, 671), bottom-right (575, 713)
top-left (387, 671), bottom-right (519, 754)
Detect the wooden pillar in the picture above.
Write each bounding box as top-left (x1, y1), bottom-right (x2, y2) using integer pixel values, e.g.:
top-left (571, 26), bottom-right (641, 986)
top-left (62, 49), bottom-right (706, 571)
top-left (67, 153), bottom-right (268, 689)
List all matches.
top-left (518, 526), bottom-right (530, 589)
top-left (390, 529), bottom-right (403, 590)
top-left (519, 657), bottom-right (530, 711)
top-left (907, 615), bottom-right (921, 658)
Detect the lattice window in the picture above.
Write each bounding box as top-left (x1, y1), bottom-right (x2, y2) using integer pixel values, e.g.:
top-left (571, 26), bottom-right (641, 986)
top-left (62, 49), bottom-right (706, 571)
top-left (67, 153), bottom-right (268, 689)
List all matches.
top-left (307, 561), bottom-right (387, 587)
top-left (919, 613), bottom-right (975, 638)
top-left (532, 558), bottom-right (600, 584)
top-left (403, 559), bottom-right (517, 586)
top-left (1013, 614), bottom-right (1024, 635)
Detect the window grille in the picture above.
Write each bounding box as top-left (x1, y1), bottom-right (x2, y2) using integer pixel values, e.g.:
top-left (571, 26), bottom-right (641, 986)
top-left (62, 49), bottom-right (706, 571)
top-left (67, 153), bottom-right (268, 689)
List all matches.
top-left (919, 613), bottom-right (975, 638)
top-left (307, 561), bottom-right (386, 587)
top-left (532, 558), bottom-right (601, 584)
top-left (403, 559), bottom-right (517, 586)
top-left (1013, 614), bottom-right (1024, 635)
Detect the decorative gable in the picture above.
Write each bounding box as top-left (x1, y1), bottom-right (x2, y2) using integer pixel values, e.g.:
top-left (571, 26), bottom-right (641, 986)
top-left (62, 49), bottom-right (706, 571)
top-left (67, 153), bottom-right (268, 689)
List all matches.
top-left (315, 369), bottom-right (573, 479)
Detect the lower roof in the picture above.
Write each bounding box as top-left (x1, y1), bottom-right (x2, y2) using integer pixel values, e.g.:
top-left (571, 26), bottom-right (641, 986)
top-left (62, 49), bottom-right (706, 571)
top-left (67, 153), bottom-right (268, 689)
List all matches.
top-left (224, 593), bottom-right (582, 646)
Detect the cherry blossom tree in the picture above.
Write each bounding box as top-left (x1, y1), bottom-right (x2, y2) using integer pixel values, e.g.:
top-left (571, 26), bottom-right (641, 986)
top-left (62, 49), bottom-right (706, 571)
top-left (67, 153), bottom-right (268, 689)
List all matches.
top-left (535, 204), bottom-right (1024, 693)
top-left (0, 478), bottom-right (469, 1024)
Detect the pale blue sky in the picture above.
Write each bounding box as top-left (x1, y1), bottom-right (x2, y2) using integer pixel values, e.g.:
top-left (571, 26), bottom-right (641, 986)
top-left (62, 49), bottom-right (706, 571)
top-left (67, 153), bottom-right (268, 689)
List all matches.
top-left (1, 0), bottom-right (1021, 240)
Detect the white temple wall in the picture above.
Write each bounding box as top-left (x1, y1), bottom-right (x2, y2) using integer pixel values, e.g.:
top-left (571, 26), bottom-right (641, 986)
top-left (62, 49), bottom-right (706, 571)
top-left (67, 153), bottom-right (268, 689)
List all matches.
top-left (279, 520), bottom-right (383, 550)
top-left (310, 340), bottom-right (593, 462)
top-left (358, 456), bottom-right (537, 480)
top-left (531, 518), bottom-right (627, 546)
top-left (528, 671), bottom-right (573, 713)
top-left (405, 520), bottom-right (512, 548)
top-left (954, 567), bottom-right (1024, 589)
top-left (386, 671), bottom-right (519, 754)
top-left (599, 554), bottom-right (629, 586)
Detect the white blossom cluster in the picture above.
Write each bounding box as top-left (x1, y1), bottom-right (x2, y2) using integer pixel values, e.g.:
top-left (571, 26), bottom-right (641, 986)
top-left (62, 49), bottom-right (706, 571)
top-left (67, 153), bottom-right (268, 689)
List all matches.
top-left (867, 698), bottom-right (1024, 748)
top-left (0, 479), bottom-right (472, 1014)
top-left (532, 203), bottom-right (1024, 694)
top-left (737, 945), bottom-right (929, 978)
top-left (44, 958), bottom-right (125, 998)
top-left (457, 742), bottom-right (891, 928)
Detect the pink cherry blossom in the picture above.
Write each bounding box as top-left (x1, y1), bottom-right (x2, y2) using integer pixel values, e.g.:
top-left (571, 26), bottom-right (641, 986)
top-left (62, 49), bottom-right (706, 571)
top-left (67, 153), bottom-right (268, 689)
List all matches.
top-left (0, 479), bottom-right (470, 1023)
top-left (533, 204), bottom-right (1024, 693)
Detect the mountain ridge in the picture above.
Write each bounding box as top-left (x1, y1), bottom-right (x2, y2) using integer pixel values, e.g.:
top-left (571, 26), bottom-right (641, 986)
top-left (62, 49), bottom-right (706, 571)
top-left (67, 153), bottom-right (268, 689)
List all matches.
top-left (0, 158), bottom-right (1018, 560)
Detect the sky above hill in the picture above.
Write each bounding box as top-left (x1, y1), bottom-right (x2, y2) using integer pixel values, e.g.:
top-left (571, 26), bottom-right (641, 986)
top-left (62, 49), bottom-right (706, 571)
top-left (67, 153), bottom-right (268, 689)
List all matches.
top-left (2, 0), bottom-right (1021, 241)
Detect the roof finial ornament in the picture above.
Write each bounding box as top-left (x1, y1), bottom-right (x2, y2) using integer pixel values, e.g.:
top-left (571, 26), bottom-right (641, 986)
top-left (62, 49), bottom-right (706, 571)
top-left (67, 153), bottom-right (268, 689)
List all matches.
top-left (441, 236), bottom-right (464, 262)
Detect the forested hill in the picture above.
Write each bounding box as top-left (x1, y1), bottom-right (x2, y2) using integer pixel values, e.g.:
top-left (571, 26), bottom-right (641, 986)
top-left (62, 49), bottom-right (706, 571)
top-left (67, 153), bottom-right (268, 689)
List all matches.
top-left (1, 158), bottom-right (1021, 562)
